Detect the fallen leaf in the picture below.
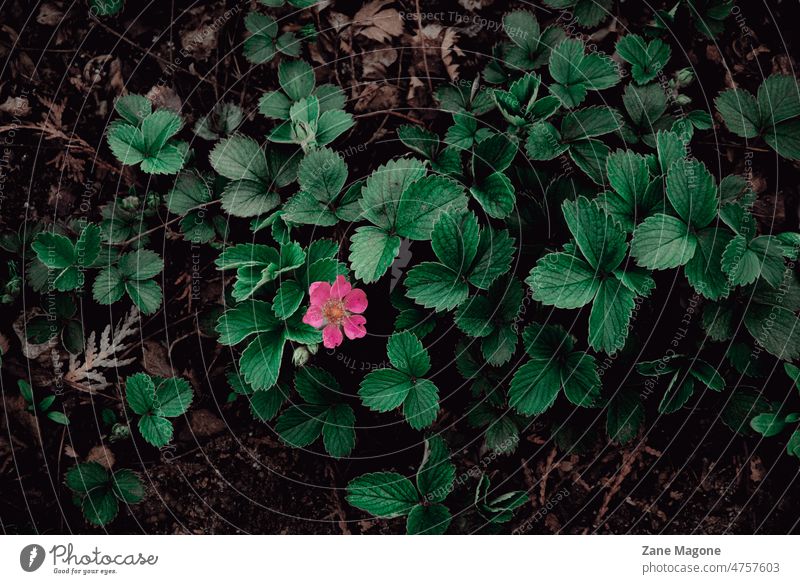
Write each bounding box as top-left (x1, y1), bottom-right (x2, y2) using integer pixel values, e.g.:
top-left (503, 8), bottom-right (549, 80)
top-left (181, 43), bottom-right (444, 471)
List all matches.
top-left (354, 0), bottom-right (404, 43)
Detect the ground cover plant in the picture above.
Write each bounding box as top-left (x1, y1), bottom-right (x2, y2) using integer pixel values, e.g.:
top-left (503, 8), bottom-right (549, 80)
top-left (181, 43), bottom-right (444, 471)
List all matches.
top-left (1, 0), bottom-right (800, 534)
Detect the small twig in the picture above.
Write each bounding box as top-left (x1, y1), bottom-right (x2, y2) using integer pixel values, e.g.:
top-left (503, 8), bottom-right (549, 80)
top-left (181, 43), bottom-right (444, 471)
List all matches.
top-left (414, 0), bottom-right (434, 93)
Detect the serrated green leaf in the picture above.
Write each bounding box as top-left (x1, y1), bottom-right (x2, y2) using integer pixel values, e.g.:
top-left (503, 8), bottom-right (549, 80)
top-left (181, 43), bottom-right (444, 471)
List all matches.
top-left (346, 472), bottom-right (419, 519)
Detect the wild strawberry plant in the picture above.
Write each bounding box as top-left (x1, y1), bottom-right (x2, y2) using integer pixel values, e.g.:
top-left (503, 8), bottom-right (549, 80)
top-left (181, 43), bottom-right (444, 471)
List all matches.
top-left (4, 0), bottom-right (800, 533)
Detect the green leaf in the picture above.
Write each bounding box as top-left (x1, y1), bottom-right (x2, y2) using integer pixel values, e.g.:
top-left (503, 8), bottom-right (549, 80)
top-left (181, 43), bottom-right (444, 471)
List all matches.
top-left (138, 413), bottom-right (174, 447)
top-left (387, 331), bottom-right (431, 377)
top-left (715, 88), bottom-right (761, 139)
top-left (562, 351), bottom-right (600, 407)
top-left (154, 377), bottom-right (193, 417)
top-left (359, 369), bottom-right (414, 412)
top-left (685, 226), bottom-right (733, 299)
top-left (298, 147), bottom-right (347, 202)
top-left (276, 404), bottom-right (326, 447)
top-left (528, 252), bottom-right (600, 309)
top-left (416, 436), bottom-right (455, 503)
top-left (406, 503), bottom-right (451, 535)
top-left (216, 300), bottom-right (279, 345)
top-left (569, 138), bottom-right (610, 185)
top-left (111, 469), bottom-right (145, 504)
top-left (758, 75), bottom-right (800, 126)
top-left (750, 412), bottom-right (786, 437)
top-left (359, 158), bottom-right (427, 231)
top-left (403, 379), bottom-right (439, 429)
top-left (32, 232), bottom-right (74, 268)
top-left (125, 279), bottom-right (163, 315)
top-left (764, 118), bottom-right (800, 160)
top-left (142, 109), bottom-right (182, 150)
top-left (243, 12), bottom-right (278, 63)
top-left (346, 472), bottom-right (419, 519)
top-left (525, 122), bottom-right (568, 160)
top-left (114, 94), bottom-right (151, 125)
top-left (468, 227), bottom-right (516, 290)
top-left (397, 124), bottom-right (440, 160)
top-left (92, 267), bottom-right (125, 305)
top-left (259, 90), bottom-right (292, 120)
top-left (631, 214), bottom-right (697, 269)
top-left (431, 211), bottom-right (479, 269)
top-left (250, 385), bottom-right (288, 421)
top-left (658, 374), bottom-right (694, 414)
top-left (239, 331), bottom-right (285, 389)
top-left (125, 373), bottom-right (156, 415)
top-left (666, 158), bottom-right (718, 229)
top-left (562, 196), bottom-right (627, 272)
top-left (75, 224), bottom-right (101, 267)
top-left (606, 150), bottom-right (650, 213)
top-left (210, 134), bottom-right (270, 183)
top-left (323, 403), bottom-right (356, 458)
top-left (616, 34), bottom-right (671, 85)
top-left (66, 462), bottom-right (109, 494)
top-left (82, 488), bottom-right (119, 526)
top-left (561, 107), bottom-right (621, 141)
top-left (315, 109), bottom-right (355, 146)
top-left (349, 226), bottom-right (401, 284)
top-left (273, 280), bottom-right (305, 319)
top-left (588, 276), bottom-right (636, 354)
top-left (395, 176), bottom-right (468, 240)
top-left (279, 60), bottom-right (315, 101)
top-left (405, 262), bottom-right (467, 312)
top-left (508, 360), bottom-right (562, 415)
top-left (119, 249), bottom-right (164, 280)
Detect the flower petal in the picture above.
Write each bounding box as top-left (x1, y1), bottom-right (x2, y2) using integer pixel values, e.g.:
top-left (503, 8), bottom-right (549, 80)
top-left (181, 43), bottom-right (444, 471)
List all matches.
top-left (322, 324), bottom-right (344, 349)
top-left (329, 275), bottom-right (351, 300)
top-left (309, 281), bottom-right (331, 306)
top-left (344, 288), bottom-right (368, 314)
top-left (342, 314), bottom-right (367, 340)
top-left (302, 305), bottom-right (325, 328)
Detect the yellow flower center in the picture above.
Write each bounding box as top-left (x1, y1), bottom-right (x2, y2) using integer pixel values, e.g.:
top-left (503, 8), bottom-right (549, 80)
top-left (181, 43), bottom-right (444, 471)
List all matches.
top-left (323, 299), bottom-right (346, 325)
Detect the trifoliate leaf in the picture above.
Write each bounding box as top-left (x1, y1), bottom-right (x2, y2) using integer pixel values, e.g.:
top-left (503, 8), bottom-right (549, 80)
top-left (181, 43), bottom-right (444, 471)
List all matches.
top-left (616, 34), bottom-right (671, 85)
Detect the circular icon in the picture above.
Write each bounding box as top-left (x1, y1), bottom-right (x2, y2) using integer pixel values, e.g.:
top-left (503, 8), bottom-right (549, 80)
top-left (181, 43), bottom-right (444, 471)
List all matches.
top-left (19, 544), bottom-right (46, 572)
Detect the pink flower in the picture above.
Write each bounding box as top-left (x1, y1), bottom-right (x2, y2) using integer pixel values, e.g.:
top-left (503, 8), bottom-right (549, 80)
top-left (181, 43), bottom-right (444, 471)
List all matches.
top-left (302, 275), bottom-right (367, 349)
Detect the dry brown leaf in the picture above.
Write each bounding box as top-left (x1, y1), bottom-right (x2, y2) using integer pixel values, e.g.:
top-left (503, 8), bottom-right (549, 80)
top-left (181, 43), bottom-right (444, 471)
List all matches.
top-left (87, 445), bottom-right (116, 470)
top-left (0, 96), bottom-right (31, 117)
top-left (354, 84), bottom-right (400, 112)
top-left (441, 27), bottom-right (463, 81)
top-left (361, 47), bottom-right (398, 79)
top-left (353, 0), bottom-right (404, 43)
top-left (37, 3), bottom-right (64, 27)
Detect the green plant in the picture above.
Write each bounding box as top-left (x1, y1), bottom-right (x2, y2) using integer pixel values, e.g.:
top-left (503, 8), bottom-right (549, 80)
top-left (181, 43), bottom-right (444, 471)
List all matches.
top-left (716, 75), bottom-right (800, 160)
top-left (749, 364), bottom-right (800, 458)
top-left (358, 332), bottom-right (441, 430)
top-left (243, 11), bottom-right (301, 64)
top-left (474, 474), bottom-right (528, 525)
top-left (124, 373), bottom-right (194, 447)
top-left (18, 380), bottom-right (70, 425)
top-left (31, 223), bottom-right (101, 292)
top-left (259, 60), bottom-right (353, 151)
top-left (93, 249), bottom-right (165, 315)
top-left (107, 94), bottom-right (188, 174)
top-left (346, 436), bottom-right (456, 534)
top-left (66, 463), bottom-right (144, 526)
